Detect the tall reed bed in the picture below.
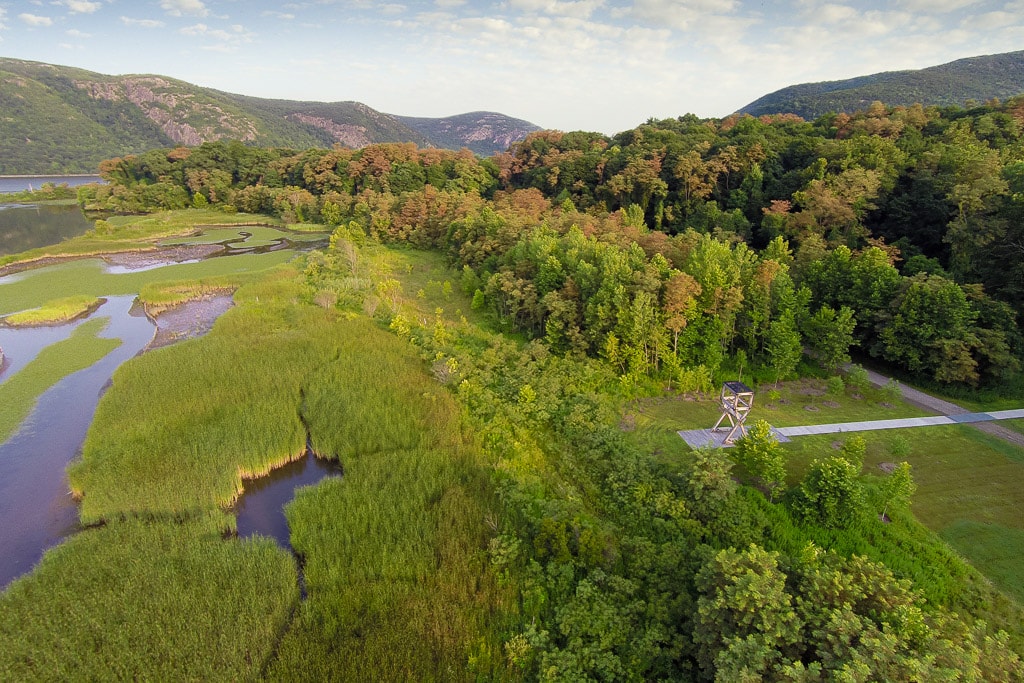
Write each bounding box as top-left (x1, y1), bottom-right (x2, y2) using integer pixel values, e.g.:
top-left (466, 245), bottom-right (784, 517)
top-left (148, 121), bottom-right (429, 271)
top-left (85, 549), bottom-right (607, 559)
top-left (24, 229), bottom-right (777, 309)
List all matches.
top-left (0, 513), bottom-right (298, 680)
top-left (68, 271), bottom-right (324, 522)
top-left (0, 317), bottom-right (120, 442)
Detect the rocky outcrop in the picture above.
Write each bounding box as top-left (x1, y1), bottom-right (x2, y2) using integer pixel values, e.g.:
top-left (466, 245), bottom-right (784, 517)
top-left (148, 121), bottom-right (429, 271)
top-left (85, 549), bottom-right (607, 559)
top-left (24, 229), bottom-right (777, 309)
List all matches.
top-left (287, 113), bottom-right (371, 148)
top-left (75, 76), bottom-right (258, 145)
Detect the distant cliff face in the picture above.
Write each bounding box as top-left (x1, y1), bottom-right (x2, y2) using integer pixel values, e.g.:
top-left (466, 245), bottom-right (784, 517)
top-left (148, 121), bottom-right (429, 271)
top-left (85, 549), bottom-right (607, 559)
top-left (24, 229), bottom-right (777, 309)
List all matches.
top-left (75, 76), bottom-right (259, 146)
top-left (0, 58), bottom-right (543, 174)
top-left (396, 111), bottom-right (542, 156)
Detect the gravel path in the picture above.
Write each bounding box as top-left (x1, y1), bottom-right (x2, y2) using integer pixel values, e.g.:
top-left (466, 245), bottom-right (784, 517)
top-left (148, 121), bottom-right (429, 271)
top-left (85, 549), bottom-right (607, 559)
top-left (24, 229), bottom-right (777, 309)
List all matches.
top-left (859, 368), bottom-right (1024, 448)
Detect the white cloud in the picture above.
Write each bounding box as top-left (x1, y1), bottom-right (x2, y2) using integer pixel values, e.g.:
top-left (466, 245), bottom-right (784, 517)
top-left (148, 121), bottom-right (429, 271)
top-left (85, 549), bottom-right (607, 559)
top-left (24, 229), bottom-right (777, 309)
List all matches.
top-left (894, 0), bottom-right (984, 10)
top-left (59, 0), bottom-right (102, 13)
top-left (121, 16), bottom-right (165, 28)
top-left (262, 10), bottom-right (296, 19)
top-left (19, 13), bottom-right (54, 26)
top-left (508, 0), bottom-right (606, 20)
top-left (0, 7), bottom-right (7, 31)
top-left (180, 21), bottom-right (255, 49)
top-left (961, 10), bottom-right (1023, 30)
top-left (160, 0), bottom-right (209, 17)
top-left (435, 0), bottom-right (466, 7)
top-left (66, 28), bottom-right (92, 37)
top-left (627, 0), bottom-right (739, 30)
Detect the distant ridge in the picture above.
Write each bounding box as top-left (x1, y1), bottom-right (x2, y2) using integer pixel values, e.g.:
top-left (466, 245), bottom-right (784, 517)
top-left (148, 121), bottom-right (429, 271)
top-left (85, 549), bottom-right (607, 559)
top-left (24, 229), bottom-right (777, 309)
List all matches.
top-left (738, 50), bottom-right (1024, 119)
top-left (396, 111), bottom-right (542, 157)
top-left (0, 58), bottom-right (542, 175)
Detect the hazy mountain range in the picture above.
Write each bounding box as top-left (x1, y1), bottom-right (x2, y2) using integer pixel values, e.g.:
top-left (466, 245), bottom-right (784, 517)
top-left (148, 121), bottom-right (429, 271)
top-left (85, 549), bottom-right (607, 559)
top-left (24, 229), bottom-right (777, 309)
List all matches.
top-left (5, 51), bottom-right (1024, 176)
top-left (0, 58), bottom-right (541, 175)
top-left (739, 50), bottom-right (1024, 119)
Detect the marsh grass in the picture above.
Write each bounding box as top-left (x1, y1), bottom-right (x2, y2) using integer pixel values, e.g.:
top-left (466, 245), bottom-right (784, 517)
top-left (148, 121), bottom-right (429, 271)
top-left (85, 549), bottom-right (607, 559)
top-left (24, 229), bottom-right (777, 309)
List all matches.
top-left (0, 209), bottom-right (281, 269)
top-left (160, 226), bottom-right (324, 248)
top-left (0, 251), bottom-right (295, 315)
top-left (3, 294), bottom-right (101, 326)
top-left (61, 254), bottom-right (514, 678)
top-left (0, 513), bottom-right (298, 680)
top-left (138, 278), bottom-right (237, 315)
top-left (0, 317), bottom-right (120, 443)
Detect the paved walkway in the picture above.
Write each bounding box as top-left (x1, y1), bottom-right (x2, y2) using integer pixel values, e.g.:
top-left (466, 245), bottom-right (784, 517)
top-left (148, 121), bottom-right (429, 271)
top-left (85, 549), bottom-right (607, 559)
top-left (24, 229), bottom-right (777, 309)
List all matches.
top-left (858, 367), bottom-right (1024, 448)
top-left (678, 409), bottom-right (1024, 450)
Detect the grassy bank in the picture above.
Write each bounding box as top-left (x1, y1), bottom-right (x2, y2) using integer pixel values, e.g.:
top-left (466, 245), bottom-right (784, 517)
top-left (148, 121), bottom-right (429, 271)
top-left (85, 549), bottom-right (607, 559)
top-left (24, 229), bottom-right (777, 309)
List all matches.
top-left (0, 317), bottom-right (120, 442)
top-left (0, 513), bottom-right (298, 680)
top-left (2, 295), bottom-right (101, 326)
top-left (0, 251), bottom-right (294, 316)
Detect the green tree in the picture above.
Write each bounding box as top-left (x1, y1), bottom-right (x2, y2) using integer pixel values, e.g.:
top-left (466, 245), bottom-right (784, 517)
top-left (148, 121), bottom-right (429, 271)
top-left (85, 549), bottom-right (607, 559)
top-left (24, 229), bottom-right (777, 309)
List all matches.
top-left (764, 310), bottom-right (802, 386)
top-left (694, 545), bottom-right (802, 681)
top-left (791, 455), bottom-right (865, 529)
top-left (880, 461), bottom-right (916, 521)
top-left (733, 420), bottom-right (787, 501)
top-left (802, 305), bottom-right (857, 370)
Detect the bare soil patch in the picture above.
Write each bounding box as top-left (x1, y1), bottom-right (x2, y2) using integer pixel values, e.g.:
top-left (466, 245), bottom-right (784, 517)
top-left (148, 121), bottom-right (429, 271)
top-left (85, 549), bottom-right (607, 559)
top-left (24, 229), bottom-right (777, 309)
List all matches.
top-left (147, 294), bottom-right (233, 350)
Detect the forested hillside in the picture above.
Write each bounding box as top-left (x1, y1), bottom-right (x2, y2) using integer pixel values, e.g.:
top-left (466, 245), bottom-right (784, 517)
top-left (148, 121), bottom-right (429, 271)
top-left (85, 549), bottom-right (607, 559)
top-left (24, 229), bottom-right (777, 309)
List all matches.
top-left (740, 50), bottom-right (1024, 119)
top-left (0, 58), bottom-right (539, 174)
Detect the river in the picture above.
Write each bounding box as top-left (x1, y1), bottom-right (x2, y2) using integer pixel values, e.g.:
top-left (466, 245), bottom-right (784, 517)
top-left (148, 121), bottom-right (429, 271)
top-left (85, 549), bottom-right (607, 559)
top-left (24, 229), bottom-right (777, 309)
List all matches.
top-left (0, 203), bottom-right (95, 256)
top-left (0, 176), bottom-right (103, 194)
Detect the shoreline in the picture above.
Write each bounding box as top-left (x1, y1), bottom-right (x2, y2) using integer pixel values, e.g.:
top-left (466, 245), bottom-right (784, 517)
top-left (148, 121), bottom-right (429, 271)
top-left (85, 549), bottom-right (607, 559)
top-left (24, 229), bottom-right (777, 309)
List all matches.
top-left (0, 174), bottom-right (100, 179)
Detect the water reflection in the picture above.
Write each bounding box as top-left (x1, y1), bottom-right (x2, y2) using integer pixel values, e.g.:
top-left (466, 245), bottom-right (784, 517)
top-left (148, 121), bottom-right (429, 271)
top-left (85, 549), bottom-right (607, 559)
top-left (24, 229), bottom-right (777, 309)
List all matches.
top-left (0, 296), bottom-right (155, 588)
top-left (0, 203), bottom-right (94, 256)
top-left (234, 451), bottom-right (340, 549)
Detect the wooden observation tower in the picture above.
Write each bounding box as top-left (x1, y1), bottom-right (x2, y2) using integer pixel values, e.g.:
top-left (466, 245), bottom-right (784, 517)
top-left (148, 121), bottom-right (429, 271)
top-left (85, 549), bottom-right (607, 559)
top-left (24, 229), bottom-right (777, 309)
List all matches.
top-left (712, 381), bottom-right (754, 444)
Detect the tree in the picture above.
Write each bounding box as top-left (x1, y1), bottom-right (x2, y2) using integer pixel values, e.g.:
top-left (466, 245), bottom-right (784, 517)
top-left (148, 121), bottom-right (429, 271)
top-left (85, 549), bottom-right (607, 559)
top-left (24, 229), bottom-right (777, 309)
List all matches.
top-left (764, 310), bottom-right (802, 386)
top-left (802, 305), bottom-right (857, 370)
top-left (732, 420), bottom-right (787, 501)
top-left (876, 273), bottom-right (980, 384)
top-left (791, 455), bottom-right (865, 529)
top-left (880, 461), bottom-right (916, 521)
top-left (694, 545), bottom-right (802, 681)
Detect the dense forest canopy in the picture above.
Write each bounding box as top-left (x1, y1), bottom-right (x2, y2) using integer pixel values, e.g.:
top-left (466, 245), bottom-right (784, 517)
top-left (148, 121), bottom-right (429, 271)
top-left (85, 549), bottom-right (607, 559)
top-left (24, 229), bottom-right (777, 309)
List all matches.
top-left (82, 97), bottom-right (1024, 390)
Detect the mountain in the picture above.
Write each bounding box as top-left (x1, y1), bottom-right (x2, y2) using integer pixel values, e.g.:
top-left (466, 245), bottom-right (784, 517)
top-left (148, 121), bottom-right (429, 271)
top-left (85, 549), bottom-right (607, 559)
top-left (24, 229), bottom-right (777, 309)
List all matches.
top-left (738, 50), bottom-right (1024, 119)
top-left (0, 58), bottom-right (541, 175)
top-left (396, 111), bottom-right (541, 157)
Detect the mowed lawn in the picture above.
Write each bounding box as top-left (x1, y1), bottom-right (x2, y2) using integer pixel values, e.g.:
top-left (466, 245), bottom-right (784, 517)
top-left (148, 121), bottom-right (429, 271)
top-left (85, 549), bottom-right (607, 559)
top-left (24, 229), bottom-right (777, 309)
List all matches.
top-left (628, 378), bottom-right (1024, 604)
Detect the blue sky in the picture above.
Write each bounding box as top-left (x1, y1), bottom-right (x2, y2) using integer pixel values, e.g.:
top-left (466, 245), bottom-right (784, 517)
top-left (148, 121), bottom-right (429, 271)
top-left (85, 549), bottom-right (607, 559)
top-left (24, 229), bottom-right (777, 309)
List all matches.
top-left (0, 0), bottom-right (1023, 133)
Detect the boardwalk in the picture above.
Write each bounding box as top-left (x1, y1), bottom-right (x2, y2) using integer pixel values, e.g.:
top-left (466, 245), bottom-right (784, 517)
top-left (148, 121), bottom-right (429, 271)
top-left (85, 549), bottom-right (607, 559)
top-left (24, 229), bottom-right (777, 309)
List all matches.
top-left (678, 409), bottom-right (1024, 450)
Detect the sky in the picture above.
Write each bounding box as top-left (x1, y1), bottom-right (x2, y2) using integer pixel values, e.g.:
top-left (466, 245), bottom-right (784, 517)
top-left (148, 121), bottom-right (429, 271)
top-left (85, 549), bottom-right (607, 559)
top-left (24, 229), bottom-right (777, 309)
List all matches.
top-left (0, 0), bottom-right (1023, 134)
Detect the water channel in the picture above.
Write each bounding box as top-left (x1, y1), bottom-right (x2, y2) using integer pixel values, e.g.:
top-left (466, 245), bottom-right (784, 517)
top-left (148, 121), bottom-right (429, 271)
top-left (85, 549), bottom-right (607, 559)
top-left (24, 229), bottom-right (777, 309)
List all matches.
top-left (0, 296), bottom-right (153, 587)
top-left (0, 222), bottom-right (336, 589)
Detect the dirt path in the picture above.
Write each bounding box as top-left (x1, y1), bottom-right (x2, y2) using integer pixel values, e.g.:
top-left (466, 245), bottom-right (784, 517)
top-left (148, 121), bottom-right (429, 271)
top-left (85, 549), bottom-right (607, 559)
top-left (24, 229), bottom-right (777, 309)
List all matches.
top-left (859, 367), bottom-right (1024, 448)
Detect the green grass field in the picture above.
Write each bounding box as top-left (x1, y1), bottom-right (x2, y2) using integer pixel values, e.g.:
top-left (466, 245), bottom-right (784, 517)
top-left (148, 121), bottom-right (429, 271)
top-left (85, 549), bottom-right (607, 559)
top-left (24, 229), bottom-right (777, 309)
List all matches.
top-left (160, 225), bottom-right (325, 248)
top-left (0, 317), bottom-right (120, 443)
top-left (0, 209), bottom-right (284, 269)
